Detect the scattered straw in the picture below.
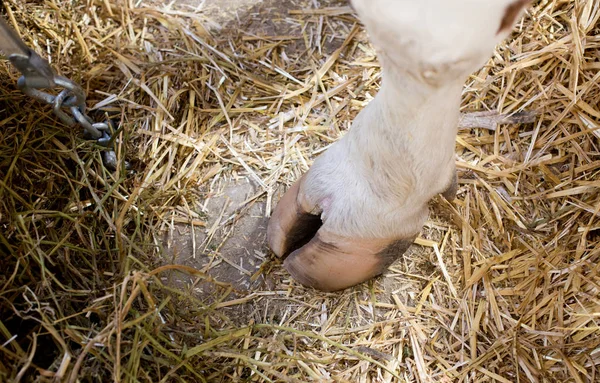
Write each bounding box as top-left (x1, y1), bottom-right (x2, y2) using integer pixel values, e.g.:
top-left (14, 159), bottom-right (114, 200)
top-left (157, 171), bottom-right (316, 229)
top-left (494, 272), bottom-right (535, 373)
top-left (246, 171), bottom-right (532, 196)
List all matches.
top-left (0, 0), bottom-right (599, 381)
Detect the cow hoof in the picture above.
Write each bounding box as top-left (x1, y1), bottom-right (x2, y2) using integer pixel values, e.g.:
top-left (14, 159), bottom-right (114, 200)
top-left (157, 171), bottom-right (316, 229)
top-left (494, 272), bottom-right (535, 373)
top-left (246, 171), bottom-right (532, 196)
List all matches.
top-left (267, 176), bottom-right (416, 292)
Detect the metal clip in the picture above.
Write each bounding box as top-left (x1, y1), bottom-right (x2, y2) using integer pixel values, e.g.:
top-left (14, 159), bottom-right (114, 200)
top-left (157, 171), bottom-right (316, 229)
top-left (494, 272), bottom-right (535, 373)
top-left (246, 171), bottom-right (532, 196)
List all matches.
top-left (8, 48), bottom-right (54, 87)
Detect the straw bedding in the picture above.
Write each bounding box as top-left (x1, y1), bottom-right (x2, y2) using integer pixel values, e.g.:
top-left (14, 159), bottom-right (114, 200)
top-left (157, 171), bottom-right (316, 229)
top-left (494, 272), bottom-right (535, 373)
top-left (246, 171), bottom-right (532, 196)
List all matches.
top-left (0, 0), bottom-right (599, 381)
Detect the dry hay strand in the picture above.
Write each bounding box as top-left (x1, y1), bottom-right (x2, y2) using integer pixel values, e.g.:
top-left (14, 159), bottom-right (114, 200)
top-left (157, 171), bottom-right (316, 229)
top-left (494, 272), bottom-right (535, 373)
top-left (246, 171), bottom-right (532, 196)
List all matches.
top-left (0, 0), bottom-right (599, 381)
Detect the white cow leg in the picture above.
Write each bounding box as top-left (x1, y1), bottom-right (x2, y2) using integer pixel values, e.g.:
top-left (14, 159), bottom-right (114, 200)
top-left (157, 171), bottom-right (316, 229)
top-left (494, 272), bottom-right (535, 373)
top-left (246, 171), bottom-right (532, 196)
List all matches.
top-left (268, 0), bottom-right (532, 291)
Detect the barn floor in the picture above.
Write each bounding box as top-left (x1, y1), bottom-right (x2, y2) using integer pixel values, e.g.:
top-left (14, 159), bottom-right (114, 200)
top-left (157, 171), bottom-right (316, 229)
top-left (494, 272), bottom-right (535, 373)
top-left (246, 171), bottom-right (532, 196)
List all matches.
top-left (158, 0), bottom-right (446, 330)
top-left (1, 0), bottom-right (599, 382)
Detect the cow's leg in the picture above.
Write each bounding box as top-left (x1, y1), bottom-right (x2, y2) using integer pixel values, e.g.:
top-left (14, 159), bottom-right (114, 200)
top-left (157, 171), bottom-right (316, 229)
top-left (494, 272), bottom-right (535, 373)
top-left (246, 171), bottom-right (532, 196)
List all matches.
top-left (268, 0), bottom-right (531, 291)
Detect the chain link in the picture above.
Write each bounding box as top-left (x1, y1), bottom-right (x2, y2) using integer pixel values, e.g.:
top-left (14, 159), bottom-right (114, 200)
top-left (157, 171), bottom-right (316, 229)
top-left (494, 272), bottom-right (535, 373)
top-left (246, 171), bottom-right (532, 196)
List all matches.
top-left (1, 17), bottom-right (127, 170)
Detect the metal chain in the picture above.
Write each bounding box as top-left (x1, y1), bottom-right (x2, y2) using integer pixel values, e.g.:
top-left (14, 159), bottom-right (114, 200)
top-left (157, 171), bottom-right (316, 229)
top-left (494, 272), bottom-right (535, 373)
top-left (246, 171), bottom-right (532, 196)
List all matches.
top-left (1, 16), bottom-right (126, 170)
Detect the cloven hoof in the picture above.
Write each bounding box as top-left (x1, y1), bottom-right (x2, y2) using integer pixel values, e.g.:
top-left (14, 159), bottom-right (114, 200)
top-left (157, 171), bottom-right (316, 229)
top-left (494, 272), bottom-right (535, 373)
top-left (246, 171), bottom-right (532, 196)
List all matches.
top-left (267, 176), bottom-right (417, 292)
